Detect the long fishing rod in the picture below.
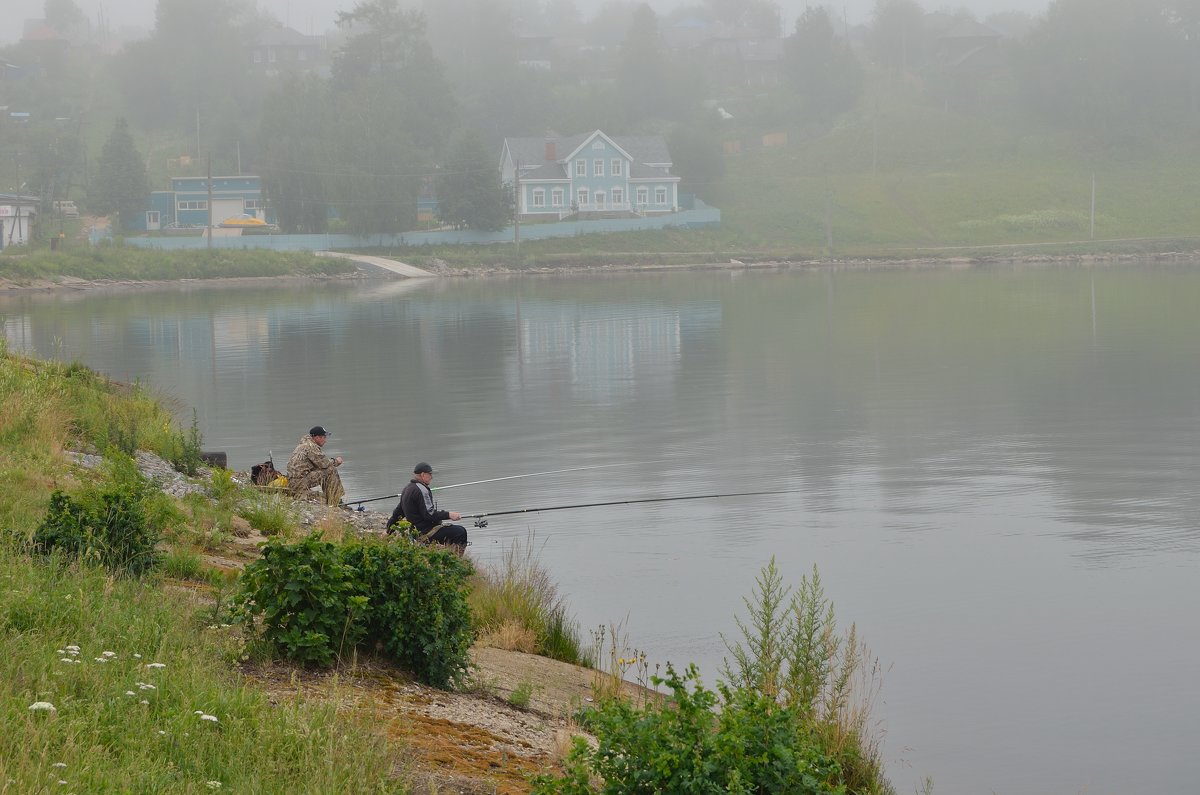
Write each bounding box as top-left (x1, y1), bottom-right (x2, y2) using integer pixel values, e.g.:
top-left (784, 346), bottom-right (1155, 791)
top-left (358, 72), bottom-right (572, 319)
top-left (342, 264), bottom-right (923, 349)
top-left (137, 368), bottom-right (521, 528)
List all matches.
top-left (461, 489), bottom-right (794, 527)
top-left (340, 460), bottom-right (669, 508)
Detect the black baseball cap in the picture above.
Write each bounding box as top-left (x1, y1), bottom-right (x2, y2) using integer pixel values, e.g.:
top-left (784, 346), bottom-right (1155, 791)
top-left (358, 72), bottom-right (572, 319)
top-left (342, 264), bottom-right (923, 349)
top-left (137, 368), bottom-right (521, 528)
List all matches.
top-left (309, 426), bottom-right (330, 437)
top-left (413, 462), bottom-right (433, 474)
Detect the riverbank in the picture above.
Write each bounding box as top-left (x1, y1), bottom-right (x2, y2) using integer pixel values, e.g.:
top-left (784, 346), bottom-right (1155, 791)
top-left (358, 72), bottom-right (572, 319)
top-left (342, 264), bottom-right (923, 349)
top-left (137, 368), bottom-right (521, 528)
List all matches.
top-left (0, 347), bottom-right (657, 793)
top-left (4, 243), bottom-right (1200, 296)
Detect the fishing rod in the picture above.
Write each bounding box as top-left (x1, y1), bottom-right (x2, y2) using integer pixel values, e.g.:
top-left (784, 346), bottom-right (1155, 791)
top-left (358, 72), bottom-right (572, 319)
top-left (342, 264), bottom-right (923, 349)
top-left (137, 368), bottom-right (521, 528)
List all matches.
top-left (461, 489), bottom-right (794, 527)
top-left (340, 460), bottom-right (669, 508)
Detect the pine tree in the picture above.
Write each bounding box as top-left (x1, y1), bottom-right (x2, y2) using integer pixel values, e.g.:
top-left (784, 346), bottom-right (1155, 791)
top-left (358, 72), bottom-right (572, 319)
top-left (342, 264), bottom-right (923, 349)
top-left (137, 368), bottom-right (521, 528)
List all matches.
top-left (92, 119), bottom-right (149, 233)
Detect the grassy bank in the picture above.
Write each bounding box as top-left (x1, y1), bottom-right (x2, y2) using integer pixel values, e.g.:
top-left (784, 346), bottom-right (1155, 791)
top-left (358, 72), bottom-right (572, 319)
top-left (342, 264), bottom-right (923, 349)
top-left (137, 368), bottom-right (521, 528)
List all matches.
top-left (0, 344), bottom-right (402, 792)
top-left (0, 245), bottom-right (355, 285)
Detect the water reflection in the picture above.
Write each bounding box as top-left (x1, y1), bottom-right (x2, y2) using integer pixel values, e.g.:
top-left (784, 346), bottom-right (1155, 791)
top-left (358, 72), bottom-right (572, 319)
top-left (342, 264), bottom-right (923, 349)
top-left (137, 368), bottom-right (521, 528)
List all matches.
top-left (3, 264), bottom-right (1199, 794)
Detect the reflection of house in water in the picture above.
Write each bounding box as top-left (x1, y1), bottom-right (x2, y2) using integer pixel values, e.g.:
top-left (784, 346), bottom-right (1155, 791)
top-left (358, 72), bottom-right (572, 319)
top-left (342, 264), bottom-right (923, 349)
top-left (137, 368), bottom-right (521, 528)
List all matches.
top-left (507, 303), bottom-right (721, 404)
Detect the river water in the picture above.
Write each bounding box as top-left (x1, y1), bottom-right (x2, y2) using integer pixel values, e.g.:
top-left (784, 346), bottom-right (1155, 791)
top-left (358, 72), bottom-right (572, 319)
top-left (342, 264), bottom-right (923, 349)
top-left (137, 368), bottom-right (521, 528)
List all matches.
top-left (3, 264), bottom-right (1198, 794)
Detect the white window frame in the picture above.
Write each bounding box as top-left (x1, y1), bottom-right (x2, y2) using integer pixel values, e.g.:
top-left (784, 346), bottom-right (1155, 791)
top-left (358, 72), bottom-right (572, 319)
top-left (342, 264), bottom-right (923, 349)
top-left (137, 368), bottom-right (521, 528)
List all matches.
top-left (636, 187), bottom-right (649, 206)
top-left (592, 140), bottom-right (604, 149)
top-left (575, 160), bottom-right (586, 177)
top-left (532, 188), bottom-right (545, 208)
top-left (655, 187), bottom-right (667, 204)
top-left (551, 188), bottom-right (564, 207)
top-left (178, 200), bottom-right (208, 211)
top-left (146, 210), bottom-right (160, 225)
top-left (593, 159), bottom-right (604, 177)
top-left (244, 199), bottom-right (264, 210)
top-left (611, 159), bottom-right (623, 176)
top-left (576, 188), bottom-right (588, 207)
top-left (595, 190), bottom-right (606, 209)
top-left (612, 187), bottom-right (623, 205)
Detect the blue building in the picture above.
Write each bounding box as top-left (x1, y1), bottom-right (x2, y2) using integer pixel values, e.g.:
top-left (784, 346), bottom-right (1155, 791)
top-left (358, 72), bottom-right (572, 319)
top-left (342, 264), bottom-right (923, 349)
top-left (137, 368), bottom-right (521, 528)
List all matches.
top-left (136, 176), bottom-right (272, 231)
top-left (500, 131), bottom-right (681, 221)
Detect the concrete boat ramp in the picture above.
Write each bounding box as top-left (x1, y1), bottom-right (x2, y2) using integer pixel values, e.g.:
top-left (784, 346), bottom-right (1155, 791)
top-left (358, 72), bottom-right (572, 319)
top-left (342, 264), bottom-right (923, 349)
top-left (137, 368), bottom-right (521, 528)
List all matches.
top-left (315, 251), bottom-right (435, 278)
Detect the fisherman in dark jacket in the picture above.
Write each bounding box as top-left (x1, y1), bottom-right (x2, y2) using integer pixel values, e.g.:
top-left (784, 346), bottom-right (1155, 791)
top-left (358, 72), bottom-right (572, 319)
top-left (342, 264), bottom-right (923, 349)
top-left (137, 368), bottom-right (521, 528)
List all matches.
top-left (388, 462), bottom-right (468, 552)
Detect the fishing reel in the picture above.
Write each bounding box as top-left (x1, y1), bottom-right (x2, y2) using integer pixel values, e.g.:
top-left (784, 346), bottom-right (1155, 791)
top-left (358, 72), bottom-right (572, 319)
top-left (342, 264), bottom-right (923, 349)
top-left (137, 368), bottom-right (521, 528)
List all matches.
top-left (473, 518), bottom-right (489, 528)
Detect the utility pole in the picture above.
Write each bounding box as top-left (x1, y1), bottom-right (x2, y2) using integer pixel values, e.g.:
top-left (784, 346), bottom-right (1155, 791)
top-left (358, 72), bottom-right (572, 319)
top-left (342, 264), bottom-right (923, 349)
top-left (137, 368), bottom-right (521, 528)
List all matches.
top-left (207, 154), bottom-right (213, 250)
top-left (513, 158), bottom-right (521, 262)
top-left (195, 109), bottom-right (201, 159)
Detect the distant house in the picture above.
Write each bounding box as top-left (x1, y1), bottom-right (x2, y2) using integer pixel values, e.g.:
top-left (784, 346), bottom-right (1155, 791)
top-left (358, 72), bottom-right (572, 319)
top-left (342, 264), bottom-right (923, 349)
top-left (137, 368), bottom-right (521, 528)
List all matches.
top-left (250, 26), bottom-right (328, 77)
top-left (135, 176), bottom-right (272, 232)
top-left (500, 130), bottom-right (680, 220)
top-left (0, 194), bottom-right (38, 249)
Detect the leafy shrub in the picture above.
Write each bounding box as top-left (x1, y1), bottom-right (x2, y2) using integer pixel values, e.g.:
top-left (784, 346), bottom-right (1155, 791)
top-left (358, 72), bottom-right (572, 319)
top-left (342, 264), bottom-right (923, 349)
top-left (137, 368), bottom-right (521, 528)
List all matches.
top-left (32, 485), bottom-right (161, 576)
top-left (237, 534), bottom-right (475, 687)
top-left (341, 538), bottom-right (475, 688)
top-left (533, 664), bottom-right (846, 795)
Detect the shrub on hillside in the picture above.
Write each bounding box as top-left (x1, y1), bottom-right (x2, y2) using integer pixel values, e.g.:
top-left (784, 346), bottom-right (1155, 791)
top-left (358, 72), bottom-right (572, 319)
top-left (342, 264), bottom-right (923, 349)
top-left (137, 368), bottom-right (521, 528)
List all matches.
top-left (533, 664), bottom-right (847, 795)
top-left (33, 488), bottom-right (161, 576)
top-left (237, 534), bottom-right (474, 688)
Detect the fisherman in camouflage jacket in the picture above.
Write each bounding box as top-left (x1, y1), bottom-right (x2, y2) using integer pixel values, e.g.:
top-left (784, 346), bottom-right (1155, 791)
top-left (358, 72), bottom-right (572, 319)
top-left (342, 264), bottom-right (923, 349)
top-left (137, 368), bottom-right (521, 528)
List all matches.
top-left (286, 425), bottom-right (345, 506)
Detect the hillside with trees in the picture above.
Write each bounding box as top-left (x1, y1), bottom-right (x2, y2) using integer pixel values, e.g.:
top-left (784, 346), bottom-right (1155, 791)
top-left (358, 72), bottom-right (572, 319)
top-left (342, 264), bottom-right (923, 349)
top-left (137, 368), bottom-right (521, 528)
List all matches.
top-left (3, 0), bottom-right (1200, 249)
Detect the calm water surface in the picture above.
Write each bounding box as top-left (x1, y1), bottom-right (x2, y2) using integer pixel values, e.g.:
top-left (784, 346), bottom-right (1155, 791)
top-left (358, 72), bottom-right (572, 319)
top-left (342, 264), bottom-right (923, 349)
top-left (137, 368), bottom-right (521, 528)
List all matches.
top-left (4, 265), bottom-right (1199, 794)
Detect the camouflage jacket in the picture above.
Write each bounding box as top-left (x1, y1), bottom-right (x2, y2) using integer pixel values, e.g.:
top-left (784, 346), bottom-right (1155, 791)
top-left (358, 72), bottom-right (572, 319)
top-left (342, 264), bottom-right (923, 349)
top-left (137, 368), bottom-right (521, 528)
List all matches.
top-left (286, 435), bottom-right (338, 482)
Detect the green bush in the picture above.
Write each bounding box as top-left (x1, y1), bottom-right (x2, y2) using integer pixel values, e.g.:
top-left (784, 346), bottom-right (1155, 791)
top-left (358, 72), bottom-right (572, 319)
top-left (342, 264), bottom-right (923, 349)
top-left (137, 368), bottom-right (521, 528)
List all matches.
top-left (533, 664), bottom-right (846, 795)
top-left (31, 464), bottom-right (165, 577)
top-left (237, 534), bottom-right (475, 688)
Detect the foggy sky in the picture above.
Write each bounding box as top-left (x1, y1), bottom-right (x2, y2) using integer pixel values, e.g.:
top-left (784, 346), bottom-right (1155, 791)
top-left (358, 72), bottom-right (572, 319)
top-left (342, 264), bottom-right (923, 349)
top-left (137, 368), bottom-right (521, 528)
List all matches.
top-left (2, 0), bottom-right (1052, 46)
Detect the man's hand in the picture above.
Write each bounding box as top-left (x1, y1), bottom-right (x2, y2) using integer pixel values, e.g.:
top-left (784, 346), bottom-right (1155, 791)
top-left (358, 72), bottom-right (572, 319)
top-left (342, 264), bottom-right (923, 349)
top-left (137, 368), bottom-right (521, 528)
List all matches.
top-left (334, 456), bottom-right (344, 466)
top-left (449, 511), bottom-right (461, 521)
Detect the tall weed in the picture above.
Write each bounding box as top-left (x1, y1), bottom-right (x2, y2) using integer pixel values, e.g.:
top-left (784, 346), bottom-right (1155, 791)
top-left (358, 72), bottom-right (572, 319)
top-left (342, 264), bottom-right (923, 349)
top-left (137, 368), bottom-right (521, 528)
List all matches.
top-left (469, 535), bottom-right (588, 665)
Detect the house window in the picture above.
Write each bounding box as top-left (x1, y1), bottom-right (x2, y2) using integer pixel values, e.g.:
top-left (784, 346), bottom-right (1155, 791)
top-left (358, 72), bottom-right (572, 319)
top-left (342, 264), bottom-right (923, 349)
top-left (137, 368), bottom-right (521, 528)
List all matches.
top-left (611, 159), bottom-right (622, 176)
top-left (244, 199), bottom-right (264, 210)
top-left (532, 188), bottom-right (545, 208)
top-left (595, 191), bottom-right (606, 209)
top-left (655, 188), bottom-right (667, 204)
top-left (592, 141), bottom-right (604, 149)
top-left (612, 188), bottom-right (623, 206)
top-left (575, 160), bottom-right (586, 177)
top-left (577, 189), bottom-right (588, 207)
top-left (593, 159), bottom-right (604, 177)
top-left (552, 188), bottom-right (564, 207)
top-left (268, 48), bottom-right (277, 63)
top-left (636, 188), bottom-right (648, 206)
top-left (254, 50), bottom-right (263, 64)
top-left (178, 200), bottom-right (208, 210)
top-left (146, 211), bottom-right (160, 225)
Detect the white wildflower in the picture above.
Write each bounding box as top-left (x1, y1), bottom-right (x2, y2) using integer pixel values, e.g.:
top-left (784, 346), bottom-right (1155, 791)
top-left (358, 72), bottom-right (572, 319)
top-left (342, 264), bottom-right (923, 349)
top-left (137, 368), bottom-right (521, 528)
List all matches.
top-left (65, 645), bottom-right (79, 652)
top-left (206, 781), bottom-right (222, 790)
top-left (60, 658), bottom-right (74, 664)
top-left (158, 731), bottom-right (166, 736)
top-left (125, 691), bottom-right (136, 697)
top-left (102, 651), bottom-right (116, 658)
top-left (52, 763), bottom-right (67, 769)
top-left (194, 710), bottom-right (204, 715)
top-left (138, 683), bottom-right (156, 691)
top-left (56, 649), bottom-right (65, 655)
top-left (140, 700), bottom-right (149, 705)
top-left (133, 653), bottom-right (142, 659)
top-left (199, 714), bottom-right (218, 723)
top-left (94, 658), bottom-right (109, 663)
top-left (28, 702), bottom-right (57, 713)
top-left (145, 662), bottom-right (166, 669)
